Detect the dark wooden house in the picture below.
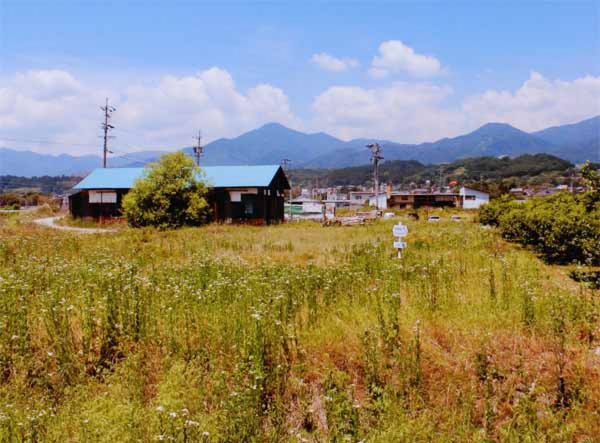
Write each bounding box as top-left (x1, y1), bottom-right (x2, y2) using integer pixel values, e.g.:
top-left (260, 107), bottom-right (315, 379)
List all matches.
top-left (387, 192), bottom-right (462, 209)
top-left (69, 165), bottom-right (290, 224)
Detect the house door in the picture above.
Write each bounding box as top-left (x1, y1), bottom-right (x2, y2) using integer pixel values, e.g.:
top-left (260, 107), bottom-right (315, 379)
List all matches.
top-left (241, 194), bottom-right (258, 219)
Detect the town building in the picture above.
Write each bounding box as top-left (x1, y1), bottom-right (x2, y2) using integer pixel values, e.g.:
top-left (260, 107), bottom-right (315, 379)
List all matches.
top-left (387, 187), bottom-right (489, 210)
top-left (69, 165), bottom-right (290, 224)
top-left (459, 187), bottom-right (490, 209)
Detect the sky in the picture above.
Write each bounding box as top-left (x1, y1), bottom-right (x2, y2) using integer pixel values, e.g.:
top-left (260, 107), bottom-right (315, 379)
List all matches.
top-left (0, 0), bottom-right (599, 155)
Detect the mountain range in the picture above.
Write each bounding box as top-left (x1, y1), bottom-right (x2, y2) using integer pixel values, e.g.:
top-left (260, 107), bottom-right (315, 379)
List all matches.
top-left (1, 116), bottom-right (598, 177)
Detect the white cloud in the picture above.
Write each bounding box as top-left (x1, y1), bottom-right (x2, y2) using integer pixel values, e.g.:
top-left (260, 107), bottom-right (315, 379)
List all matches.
top-left (0, 68), bottom-right (300, 154)
top-left (0, 70), bottom-right (108, 151)
top-left (1, 67), bottom-right (598, 157)
top-left (311, 72), bottom-right (600, 143)
top-left (118, 68), bottom-right (299, 147)
top-left (370, 40), bottom-right (443, 79)
top-left (311, 53), bottom-right (359, 72)
top-left (312, 82), bottom-right (463, 142)
top-left (14, 70), bottom-right (82, 100)
top-left (463, 71), bottom-right (600, 131)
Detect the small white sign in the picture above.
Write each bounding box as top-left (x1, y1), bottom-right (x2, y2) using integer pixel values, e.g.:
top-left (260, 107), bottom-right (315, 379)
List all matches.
top-left (393, 241), bottom-right (407, 249)
top-left (392, 224), bottom-right (408, 237)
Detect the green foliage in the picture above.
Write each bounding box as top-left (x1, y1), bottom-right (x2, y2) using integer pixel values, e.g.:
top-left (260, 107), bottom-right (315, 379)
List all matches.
top-left (289, 154), bottom-right (573, 190)
top-left (122, 151), bottom-right (210, 228)
top-left (479, 192), bottom-right (600, 265)
top-left (580, 160), bottom-right (600, 191)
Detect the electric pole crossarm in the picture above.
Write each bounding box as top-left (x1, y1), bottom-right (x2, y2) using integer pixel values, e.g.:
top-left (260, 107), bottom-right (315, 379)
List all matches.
top-left (193, 130), bottom-right (203, 166)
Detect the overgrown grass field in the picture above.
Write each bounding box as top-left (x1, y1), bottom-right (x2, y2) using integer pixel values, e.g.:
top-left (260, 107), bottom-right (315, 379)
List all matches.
top-left (0, 215), bottom-right (598, 442)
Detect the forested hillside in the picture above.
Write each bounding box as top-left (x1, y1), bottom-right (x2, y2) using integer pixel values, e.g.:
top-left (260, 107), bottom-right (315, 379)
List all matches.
top-left (0, 175), bottom-right (81, 194)
top-left (289, 154), bottom-right (574, 189)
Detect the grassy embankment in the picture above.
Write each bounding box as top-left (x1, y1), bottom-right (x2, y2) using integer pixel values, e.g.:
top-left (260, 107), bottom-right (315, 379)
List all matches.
top-left (0, 215), bottom-right (598, 442)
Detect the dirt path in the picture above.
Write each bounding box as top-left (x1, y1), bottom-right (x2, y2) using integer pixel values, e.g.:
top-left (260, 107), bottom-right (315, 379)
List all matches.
top-left (32, 216), bottom-right (118, 234)
top-left (0, 206), bottom-right (40, 214)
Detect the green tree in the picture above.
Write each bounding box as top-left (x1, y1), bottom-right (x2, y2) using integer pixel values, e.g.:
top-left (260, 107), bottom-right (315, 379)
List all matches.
top-left (122, 151), bottom-right (210, 228)
top-left (580, 161), bottom-right (600, 211)
top-left (581, 160), bottom-right (600, 191)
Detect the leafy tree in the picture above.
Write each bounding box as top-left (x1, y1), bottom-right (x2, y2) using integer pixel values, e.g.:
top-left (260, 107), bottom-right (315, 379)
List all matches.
top-left (580, 161), bottom-right (600, 211)
top-left (581, 161), bottom-right (600, 191)
top-left (122, 151), bottom-right (210, 228)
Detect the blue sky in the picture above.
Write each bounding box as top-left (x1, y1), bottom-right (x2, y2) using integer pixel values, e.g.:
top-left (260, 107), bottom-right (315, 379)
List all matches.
top-left (0, 0), bottom-right (598, 154)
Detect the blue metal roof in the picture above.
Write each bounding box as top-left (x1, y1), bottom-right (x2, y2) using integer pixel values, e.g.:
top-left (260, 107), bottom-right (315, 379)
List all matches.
top-left (73, 165), bottom-right (284, 190)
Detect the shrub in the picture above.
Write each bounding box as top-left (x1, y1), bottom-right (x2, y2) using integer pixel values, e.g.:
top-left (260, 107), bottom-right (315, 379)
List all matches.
top-left (122, 151), bottom-right (210, 228)
top-left (479, 192), bottom-right (600, 265)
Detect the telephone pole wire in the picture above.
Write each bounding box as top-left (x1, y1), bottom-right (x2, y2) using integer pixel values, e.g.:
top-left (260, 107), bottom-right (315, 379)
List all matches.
top-left (366, 143), bottom-right (383, 212)
top-left (100, 97), bottom-right (116, 168)
top-left (193, 130), bottom-right (203, 166)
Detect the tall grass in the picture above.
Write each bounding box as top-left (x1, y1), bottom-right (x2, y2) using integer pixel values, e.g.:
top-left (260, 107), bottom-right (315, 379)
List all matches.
top-left (0, 217), bottom-right (598, 442)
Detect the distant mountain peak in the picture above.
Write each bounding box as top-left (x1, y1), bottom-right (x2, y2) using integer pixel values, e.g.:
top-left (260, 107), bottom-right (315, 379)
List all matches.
top-left (259, 122), bottom-right (288, 129)
top-left (473, 122), bottom-right (524, 134)
top-left (255, 122), bottom-right (298, 133)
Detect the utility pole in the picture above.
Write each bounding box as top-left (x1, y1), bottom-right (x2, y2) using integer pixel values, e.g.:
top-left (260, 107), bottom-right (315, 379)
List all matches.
top-left (100, 97), bottom-right (116, 168)
top-left (366, 143), bottom-right (383, 211)
top-left (281, 158), bottom-right (292, 221)
top-left (193, 130), bottom-right (203, 166)
top-left (569, 168), bottom-right (575, 193)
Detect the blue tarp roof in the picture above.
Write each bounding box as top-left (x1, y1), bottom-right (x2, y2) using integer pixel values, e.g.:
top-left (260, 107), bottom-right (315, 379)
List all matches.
top-left (73, 165), bottom-right (285, 190)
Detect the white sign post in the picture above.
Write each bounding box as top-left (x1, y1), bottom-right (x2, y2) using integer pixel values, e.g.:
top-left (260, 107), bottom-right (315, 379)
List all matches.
top-left (392, 223), bottom-right (408, 258)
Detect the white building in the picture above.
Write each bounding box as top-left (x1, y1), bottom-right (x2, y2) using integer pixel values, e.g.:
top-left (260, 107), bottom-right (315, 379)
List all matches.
top-left (368, 193), bottom-right (388, 209)
top-left (460, 187), bottom-right (489, 209)
top-left (290, 197), bottom-right (323, 214)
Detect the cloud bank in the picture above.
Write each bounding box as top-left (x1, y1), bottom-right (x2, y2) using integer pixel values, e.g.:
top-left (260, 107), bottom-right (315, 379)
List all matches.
top-left (0, 68), bottom-right (300, 154)
top-left (311, 72), bottom-right (600, 142)
top-left (0, 66), bottom-right (598, 154)
top-left (463, 71), bottom-right (600, 131)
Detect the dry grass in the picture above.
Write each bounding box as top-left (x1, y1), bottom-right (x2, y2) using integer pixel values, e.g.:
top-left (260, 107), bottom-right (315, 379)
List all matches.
top-left (0, 215), bottom-right (598, 442)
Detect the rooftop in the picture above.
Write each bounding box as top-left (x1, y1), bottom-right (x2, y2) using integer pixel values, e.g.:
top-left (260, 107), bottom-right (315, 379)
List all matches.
top-left (73, 165), bottom-right (288, 190)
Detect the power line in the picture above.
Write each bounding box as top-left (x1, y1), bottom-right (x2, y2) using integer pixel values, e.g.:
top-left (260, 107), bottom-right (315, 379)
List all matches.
top-left (108, 149), bottom-right (153, 165)
top-left (0, 137), bottom-right (174, 154)
top-left (0, 136), bottom-right (99, 148)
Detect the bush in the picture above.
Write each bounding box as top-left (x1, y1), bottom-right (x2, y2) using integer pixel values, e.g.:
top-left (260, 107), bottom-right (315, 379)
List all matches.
top-left (479, 192), bottom-right (600, 265)
top-left (477, 194), bottom-right (518, 226)
top-left (122, 151), bottom-right (210, 228)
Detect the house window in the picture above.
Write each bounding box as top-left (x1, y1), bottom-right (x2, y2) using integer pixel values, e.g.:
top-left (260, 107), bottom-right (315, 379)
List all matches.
top-left (465, 195), bottom-right (476, 200)
top-left (89, 191), bottom-right (117, 203)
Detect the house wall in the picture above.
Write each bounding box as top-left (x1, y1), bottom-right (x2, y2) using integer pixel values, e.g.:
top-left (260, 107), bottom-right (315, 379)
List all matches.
top-left (368, 194), bottom-right (388, 209)
top-left (210, 187), bottom-right (285, 224)
top-left (69, 189), bottom-right (129, 218)
top-left (71, 186), bottom-right (286, 224)
top-left (460, 188), bottom-right (489, 209)
top-left (388, 194), bottom-right (460, 209)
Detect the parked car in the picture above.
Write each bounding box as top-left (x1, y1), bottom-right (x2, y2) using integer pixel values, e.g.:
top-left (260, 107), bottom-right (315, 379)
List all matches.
top-left (427, 215), bottom-right (441, 222)
top-left (450, 215), bottom-right (462, 221)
